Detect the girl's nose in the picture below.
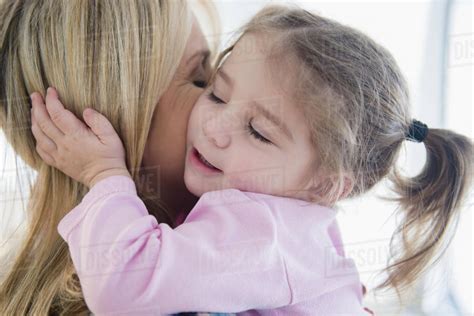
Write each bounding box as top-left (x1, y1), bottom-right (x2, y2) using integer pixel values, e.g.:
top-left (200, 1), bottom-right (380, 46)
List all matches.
top-left (203, 115), bottom-right (232, 148)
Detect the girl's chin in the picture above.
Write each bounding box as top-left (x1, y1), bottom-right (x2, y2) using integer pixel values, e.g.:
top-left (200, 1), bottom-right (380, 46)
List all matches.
top-left (183, 175), bottom-right (204, 198)
top-left (183, 179), bottom-right (196, 196)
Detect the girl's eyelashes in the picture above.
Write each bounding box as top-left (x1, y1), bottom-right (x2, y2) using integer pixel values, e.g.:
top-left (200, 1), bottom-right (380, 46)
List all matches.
top-left (206, 90), bottom-right (273, 145)
top-left (248, 124), bottom-right (272, 144)
top-left (247, 120), bottom-right (272, 145)
top-left (207, 91), bottom-right (225, 104)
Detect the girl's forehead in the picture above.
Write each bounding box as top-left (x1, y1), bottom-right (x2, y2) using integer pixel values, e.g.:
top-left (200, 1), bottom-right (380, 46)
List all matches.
top-left (231, 33), bottom-right (281, 61)
top-left (225, 34), bottom-right (293, 82)
top-left (221, 33), bottom-right (296, 96)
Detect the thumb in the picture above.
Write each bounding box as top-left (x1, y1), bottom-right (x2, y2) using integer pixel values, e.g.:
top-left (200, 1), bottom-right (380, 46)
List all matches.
top-left (83, 108), bottom-right (118, 142)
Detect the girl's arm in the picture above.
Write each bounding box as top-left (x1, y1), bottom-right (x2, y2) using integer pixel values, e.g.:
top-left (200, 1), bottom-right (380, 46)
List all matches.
top-left (57, 175), bottom-right (293, 314)
top-left (57, 175), bottom-right (365, 315)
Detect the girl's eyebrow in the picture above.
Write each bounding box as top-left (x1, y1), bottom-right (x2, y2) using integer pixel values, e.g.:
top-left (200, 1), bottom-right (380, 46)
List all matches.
top-left (252, 100), bottom-right (293, 141)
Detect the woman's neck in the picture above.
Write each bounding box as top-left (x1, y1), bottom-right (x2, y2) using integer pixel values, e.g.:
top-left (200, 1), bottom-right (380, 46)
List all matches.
top-left (160, 185), bottom-right (199, 226)
top-left (137, 167), bottom-right (199, 226)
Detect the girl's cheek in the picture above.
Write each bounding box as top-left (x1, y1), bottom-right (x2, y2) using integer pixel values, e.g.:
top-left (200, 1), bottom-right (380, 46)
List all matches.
top-left (224, 167), bottom-right (259, 192)
top-left (225, 174), bottom-right (249, 191)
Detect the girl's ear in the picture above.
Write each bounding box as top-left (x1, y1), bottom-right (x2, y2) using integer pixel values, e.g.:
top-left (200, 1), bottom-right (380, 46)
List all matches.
top-left (303, 174), bottom-right (354, 206)
top-left (338, 175), bottom-right (354, 200)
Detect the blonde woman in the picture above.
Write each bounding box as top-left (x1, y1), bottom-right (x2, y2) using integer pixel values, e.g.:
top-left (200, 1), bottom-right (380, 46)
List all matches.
top-left (0, 0), bottom-right (215, 314)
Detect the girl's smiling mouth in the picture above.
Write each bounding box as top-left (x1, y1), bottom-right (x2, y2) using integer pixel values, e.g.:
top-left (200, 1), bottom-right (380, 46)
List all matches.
top-left (189, 147), bottom-right (223, 174)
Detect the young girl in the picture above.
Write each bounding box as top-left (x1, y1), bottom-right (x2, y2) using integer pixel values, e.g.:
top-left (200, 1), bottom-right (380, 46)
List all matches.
top-left (30, 5), bottom-right (472, 315)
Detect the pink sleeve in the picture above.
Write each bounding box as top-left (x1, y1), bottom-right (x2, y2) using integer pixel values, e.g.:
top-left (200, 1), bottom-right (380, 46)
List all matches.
top-left (57, 176), bottom-right (291, 315)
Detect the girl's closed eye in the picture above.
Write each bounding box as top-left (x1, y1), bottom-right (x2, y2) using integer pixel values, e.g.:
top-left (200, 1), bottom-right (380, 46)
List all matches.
top-left (206, 90), bottom-right (273, 145)
top-left (247, 119), bottom-right (272, 145)
top-left (207, 90), bottom-right (225, 104)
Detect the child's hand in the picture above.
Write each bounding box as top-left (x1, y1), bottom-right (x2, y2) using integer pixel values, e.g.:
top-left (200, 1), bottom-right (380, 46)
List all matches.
top-left (30, 87), bottom-right (131, 188)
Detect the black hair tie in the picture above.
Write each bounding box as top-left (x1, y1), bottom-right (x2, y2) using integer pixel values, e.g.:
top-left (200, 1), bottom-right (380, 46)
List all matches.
top-left (405, 119), bottom-right (428, 143)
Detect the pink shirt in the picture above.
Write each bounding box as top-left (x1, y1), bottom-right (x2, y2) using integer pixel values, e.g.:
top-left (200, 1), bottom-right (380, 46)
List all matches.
top-left (58, 175), bottom-right (366, 315)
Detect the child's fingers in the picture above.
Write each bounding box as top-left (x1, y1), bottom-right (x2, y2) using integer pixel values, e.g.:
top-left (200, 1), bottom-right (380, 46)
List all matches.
top-left (45, 87), bottom-right (88, 135)
top-left (35, 144), bottom-right (56, 167)
top-left (31, 92), bottom-right (64, 143)
top-left (31, 116), bottom-right (58, 153)
top-left (82, 108), bottom-right (118, 143)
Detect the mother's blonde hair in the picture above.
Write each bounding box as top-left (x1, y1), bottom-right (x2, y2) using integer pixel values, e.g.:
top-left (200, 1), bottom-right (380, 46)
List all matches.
top-left (0, 0), bottom-right (192, 314)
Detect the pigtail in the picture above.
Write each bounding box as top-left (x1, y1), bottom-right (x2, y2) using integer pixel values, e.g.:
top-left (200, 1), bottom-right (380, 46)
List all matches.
top-left (380, 128), bottom-right (473, 292)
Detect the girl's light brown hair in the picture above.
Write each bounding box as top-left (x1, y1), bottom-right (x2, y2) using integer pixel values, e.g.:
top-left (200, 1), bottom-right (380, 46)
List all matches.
top-left (218, 5), bottom-right (473, 294)
top-left (0, 0), bottom-right (192, 314)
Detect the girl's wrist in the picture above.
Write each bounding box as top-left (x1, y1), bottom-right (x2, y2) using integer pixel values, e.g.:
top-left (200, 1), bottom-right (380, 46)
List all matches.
top-left (88, 168), bottom-right (132, 189)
